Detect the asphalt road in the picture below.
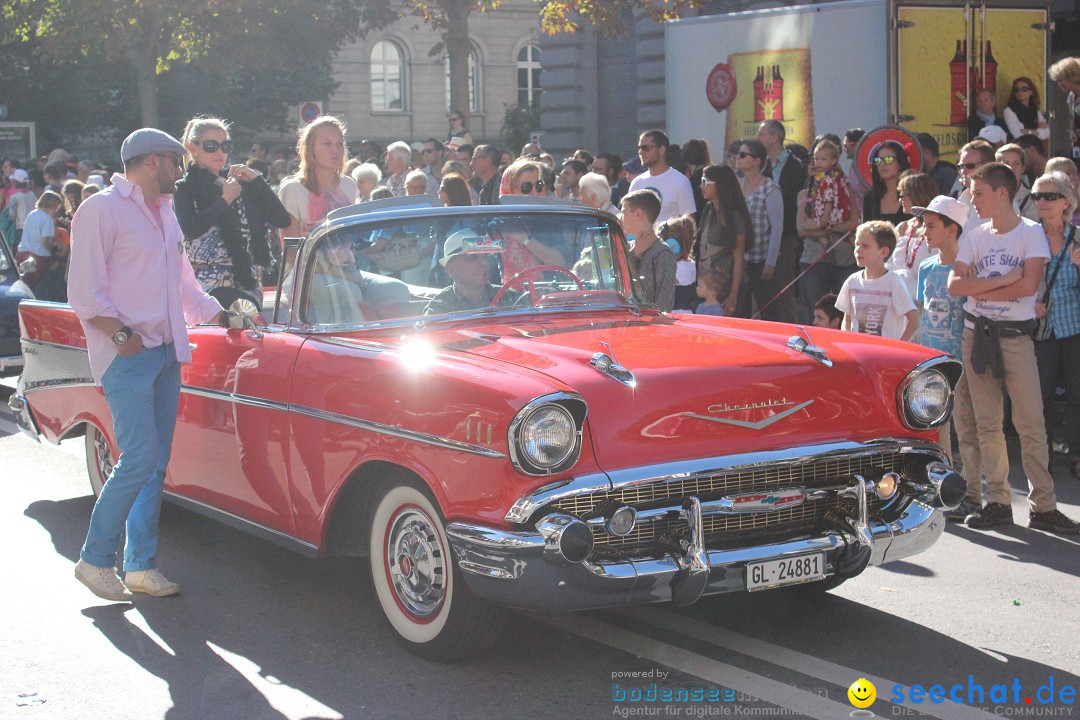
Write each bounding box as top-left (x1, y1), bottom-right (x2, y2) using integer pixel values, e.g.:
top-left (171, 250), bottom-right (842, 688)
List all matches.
top-left (2, 379), bottom-right (1078, 720)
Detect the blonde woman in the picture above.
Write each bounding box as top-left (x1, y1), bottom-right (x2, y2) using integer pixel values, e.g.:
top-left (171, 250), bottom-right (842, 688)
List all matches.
top-left (277, 116), bottom-right (358, 238)
top-left (175, 116), bottom-right (290, 308)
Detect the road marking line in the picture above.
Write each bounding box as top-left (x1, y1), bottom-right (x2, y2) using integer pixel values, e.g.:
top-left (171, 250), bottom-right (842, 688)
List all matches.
top-left (625, 605), bottom-right (1001, 720)
top-left (533, 611), bottom-right (851, 719)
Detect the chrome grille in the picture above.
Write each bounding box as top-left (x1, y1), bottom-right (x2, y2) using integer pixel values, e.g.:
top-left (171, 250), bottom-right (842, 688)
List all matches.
top-left (554, 451), bottom-right (902, 517)
top-left (554, 451), bottom-right (903, 553)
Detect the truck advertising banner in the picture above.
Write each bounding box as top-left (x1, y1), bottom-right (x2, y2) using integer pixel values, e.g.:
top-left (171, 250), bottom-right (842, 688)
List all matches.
top-left (666, 0), bottom-right (890, 168)
top-left (896, 5), bottom-right (1047, 159)
top-left (720, 49), bottom-right (815, 151)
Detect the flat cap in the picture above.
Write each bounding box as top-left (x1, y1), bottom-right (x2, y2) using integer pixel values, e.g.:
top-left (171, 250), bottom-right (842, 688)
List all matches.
top-left (120, 128), bottom-right (186, 163)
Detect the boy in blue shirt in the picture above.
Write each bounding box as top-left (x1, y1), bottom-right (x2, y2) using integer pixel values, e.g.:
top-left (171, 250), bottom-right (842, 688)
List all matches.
top-left (913, 196), bottom-right (981, 521)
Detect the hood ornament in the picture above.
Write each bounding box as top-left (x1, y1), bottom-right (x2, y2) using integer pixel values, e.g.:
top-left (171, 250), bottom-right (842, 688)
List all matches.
top-left (788, 327), bottom-right (832, 367)
top-left (590, 341), bottom-right (636, 388)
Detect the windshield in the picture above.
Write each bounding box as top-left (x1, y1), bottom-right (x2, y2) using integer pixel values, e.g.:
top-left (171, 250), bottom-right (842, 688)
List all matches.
top-left (288, 210), bottom-right (645, 327)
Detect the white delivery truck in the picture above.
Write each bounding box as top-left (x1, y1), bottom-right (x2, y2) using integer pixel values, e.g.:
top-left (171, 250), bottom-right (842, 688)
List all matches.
top-left (665, 0), bottom-right (1051, 161)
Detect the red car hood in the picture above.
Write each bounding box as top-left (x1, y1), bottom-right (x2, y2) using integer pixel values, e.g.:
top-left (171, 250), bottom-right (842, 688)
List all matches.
top-left (429, 311), bottom-right (942, 473)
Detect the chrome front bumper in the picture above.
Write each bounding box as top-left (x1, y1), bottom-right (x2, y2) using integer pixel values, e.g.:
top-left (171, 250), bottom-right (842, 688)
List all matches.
top-left (447, 498), bottom-right (945, 611)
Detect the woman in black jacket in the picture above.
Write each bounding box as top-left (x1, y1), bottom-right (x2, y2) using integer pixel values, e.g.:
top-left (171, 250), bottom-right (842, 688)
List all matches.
top-left (174, 117), bottom-right (290, 310)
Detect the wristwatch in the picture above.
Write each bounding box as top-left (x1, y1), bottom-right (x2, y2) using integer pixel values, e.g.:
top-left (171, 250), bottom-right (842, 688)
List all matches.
top-left (112, 326), bottom-right (132, 346)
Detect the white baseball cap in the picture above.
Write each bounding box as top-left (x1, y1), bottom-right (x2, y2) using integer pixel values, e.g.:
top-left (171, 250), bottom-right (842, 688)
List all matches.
top-left (8, 168), bottom-right (28, 183)
top-left (912, 195), bottom-right (969, 229)
top-left (977, 125), bottom-right (1007, 145)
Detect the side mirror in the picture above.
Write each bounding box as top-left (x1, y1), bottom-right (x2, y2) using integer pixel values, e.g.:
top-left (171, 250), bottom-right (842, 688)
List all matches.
top-left (228, 298), bottom-right (263, 338)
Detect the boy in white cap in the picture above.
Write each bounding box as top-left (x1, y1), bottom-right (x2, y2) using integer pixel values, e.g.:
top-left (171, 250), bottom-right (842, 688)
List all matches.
top-left (68, 128), bottom-right (231, 601)
top-left (912, 195), bottom-right (981, 521)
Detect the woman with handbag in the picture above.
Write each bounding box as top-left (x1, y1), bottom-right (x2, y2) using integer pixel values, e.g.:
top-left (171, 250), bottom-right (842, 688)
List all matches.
top-left (1032, 171), bottom-right (1080, 479)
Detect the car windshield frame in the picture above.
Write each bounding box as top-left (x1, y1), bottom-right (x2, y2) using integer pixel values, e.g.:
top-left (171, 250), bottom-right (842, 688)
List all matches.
top-left (275, 204), bottom-right (649, 333)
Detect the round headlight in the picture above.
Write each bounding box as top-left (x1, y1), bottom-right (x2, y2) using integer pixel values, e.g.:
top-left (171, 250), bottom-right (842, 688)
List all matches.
top-left (904, 369), bottom-right (951, 426)
top-left (518, 404), bottom-right (577, 469)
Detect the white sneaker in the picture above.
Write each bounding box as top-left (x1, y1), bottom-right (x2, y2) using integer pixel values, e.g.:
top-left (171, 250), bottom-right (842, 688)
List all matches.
top-left (124, 569), bottom-right (180, 597)
top-left (75, 559), bottom-right (133, 601)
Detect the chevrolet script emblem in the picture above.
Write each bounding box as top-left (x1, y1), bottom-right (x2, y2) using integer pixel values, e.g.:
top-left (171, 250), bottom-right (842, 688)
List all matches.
top-left (683, 398), bottom-right (813, 430)
top-left (719, 488), bottom-right (806, 512)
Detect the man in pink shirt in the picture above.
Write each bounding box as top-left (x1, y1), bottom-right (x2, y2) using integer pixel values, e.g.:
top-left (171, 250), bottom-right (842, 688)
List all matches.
top-left (68, 128), bottom-right (228, 601)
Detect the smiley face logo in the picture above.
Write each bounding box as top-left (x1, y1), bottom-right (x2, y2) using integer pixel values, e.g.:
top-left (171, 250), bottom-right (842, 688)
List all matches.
top-left (848, 678), bottom-right (876, 709)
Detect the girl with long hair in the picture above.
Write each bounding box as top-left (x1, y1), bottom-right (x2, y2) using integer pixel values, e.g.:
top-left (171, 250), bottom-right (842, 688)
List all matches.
top-left (862, 140), bottom-right (911, 226)
top-left (696, 164), bottom-right (749, 316)
top-left (886, 171), bottom-right (937, 300)
top-left (175, 116), bottom-right (291, 309)
top-left (1003, 76), bottom-right (1049, 143)
top-left (277, 116), bottom-right (357, 238)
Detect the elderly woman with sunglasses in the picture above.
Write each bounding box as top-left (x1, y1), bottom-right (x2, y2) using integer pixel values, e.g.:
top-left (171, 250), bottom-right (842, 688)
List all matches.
top-left (175, 116), bottom-right (290, 309)
top-left (1003, 76), bottom-right (1049, 143)
top-left (1031, 171), bottom-right (1080, 480)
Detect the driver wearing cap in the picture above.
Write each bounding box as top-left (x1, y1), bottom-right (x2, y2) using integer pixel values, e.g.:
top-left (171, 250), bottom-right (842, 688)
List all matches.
top-left (425, 229), bottom-right (516, 314)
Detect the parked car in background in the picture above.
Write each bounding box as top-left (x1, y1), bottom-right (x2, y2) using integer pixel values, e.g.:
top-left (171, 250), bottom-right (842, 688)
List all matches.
top-left (11, 197), bottom-right (965, 662)
top-left (0, 236), bottom-right (33, 376)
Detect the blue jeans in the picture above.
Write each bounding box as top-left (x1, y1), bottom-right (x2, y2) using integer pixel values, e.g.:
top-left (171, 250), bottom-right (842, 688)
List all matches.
top-left (80, 344), bottom-right (181, 571)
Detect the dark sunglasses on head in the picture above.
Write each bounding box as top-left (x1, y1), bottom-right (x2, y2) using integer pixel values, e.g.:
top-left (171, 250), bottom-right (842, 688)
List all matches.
top-left (200, 140), bottom-right (232, 154)
top-left (873, 155), bottom-right (898, 165)
top-left (518, 180), bottom-right (545, 194)
top-left (1031, 192), bottom-right (1065, 202)
top-left (956, 162), bottom-right (979, 170)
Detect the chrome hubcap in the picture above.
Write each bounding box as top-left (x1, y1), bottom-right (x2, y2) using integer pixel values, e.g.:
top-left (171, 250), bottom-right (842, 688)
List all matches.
top-left (386, 509), bottom-right (445, 619)
top-left (93, 430), bottom-right (113, 482)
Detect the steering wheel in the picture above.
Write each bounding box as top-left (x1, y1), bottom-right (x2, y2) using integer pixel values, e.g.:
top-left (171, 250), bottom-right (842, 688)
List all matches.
top-left (491, 265), bottom-right (584, 307)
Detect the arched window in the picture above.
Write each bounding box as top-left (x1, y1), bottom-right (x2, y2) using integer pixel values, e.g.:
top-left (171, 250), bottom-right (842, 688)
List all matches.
top-left (517, 44), bottom-right (542, 107)
top-left (371, 40), bottom-right (405, 111)
top-left (445, 47), bottom-right (480, 113)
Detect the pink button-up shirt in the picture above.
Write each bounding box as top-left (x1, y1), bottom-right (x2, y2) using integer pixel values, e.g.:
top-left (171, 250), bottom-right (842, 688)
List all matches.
top-left (68, 173), bottom-right (223, 384)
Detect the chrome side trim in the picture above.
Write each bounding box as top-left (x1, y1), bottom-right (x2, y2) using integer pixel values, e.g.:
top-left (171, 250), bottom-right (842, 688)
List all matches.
top-left (181, 384), bottom-right (290, 412)
top-left (179, 383), bottom-right (507, 459)
top-left (164, 492), bottom-right (319, 558)
top-left (19, 338), bottom-right (94, 393)
top-left (289, 405), bottom-right (506, 458)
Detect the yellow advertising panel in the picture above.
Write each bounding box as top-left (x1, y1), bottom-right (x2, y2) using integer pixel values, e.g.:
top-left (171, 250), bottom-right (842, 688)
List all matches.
top-left (722, 49), bottom-right (814, 152)
top-left (896, 5), bottom-right (1047, 160)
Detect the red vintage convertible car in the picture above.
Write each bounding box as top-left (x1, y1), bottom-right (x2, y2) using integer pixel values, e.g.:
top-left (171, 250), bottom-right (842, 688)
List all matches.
top-left (11, 198), bottom-right (964, 661)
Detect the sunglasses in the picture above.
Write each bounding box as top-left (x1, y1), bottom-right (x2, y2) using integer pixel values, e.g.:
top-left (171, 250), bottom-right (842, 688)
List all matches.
top-left (637, 144), bottom-right (657, 152)
top-left (1015, 86), bottom-right (1033, 93)
top-left (199, 140), bottom-right (232, 154)
top-left (154, 154), bottom-right (184, 168)
top-left (1031, 192), bottom-right (1065, 202)
top-left (518, 180), bottom-right (545, 194)
top-left (873, 155), bottom-right (898, 165)
top-left (956, 162), bottom-right (979, 170)
top-left (735, 151), bottom-right (754, 159)
top-left (700, 178), bottom-right (716, 186)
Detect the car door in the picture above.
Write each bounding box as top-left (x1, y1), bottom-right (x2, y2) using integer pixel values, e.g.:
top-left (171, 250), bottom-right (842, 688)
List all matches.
top-left (169, 323), bottom-right (304, 535)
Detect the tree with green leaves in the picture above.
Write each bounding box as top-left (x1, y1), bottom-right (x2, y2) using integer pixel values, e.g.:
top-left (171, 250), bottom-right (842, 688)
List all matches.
top-left (1, 0), bottom-right (372, 130)
top-left (537, 0), bottom-right (701, 36)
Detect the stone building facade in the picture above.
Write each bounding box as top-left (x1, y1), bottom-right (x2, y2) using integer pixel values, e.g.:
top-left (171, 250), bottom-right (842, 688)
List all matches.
top-left (320, 0), bottom-right (544, 148)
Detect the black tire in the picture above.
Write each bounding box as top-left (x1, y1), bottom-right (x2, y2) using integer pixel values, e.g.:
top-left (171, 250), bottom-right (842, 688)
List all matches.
top-left (83, 424), bottom-right (113, 497)
top-left (368, 479), bottom-right (507, 662)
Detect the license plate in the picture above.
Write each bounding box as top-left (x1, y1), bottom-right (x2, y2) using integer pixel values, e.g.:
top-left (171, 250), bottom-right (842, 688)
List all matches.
top-left (746, 553), bottom-right (826, 591)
